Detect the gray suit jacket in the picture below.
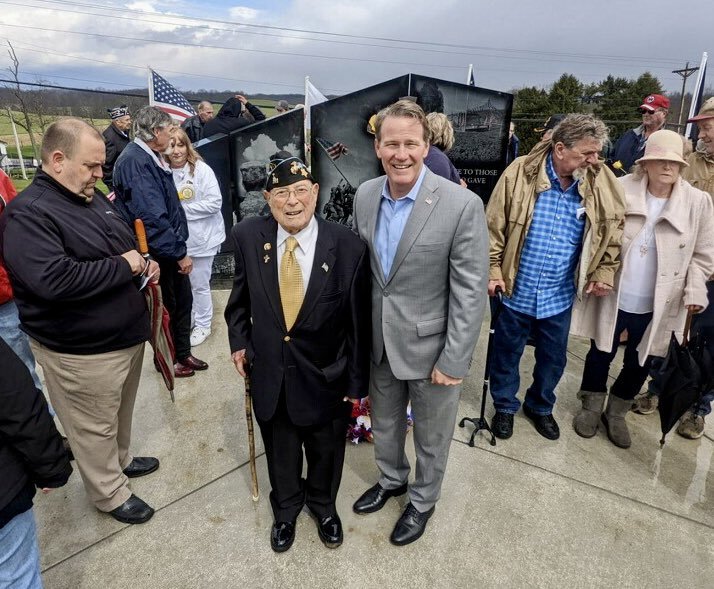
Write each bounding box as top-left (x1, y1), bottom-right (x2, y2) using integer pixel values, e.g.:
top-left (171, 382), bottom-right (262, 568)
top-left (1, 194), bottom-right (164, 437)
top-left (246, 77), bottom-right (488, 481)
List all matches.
top-left (353, 167), bottom-right (489, 380)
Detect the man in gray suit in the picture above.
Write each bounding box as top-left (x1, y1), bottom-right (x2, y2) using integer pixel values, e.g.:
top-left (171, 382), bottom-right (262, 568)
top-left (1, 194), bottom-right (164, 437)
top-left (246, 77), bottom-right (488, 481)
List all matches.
top-left (352, 100), bottom-right (488, 546)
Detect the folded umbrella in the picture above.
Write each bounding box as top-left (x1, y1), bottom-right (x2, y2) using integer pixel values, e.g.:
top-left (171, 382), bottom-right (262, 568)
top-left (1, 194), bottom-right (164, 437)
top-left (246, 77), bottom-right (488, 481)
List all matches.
top-left (651, 311), bottom-right (708, 444)
top-left (135, 218), bottom-right (175, 402)
top-left (144, 281), bottom-right (175, 402)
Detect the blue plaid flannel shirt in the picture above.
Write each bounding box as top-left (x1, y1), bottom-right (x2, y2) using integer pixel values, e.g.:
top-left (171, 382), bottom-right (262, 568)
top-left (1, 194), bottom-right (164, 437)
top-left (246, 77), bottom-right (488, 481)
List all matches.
top-left (504, 153), bottom-right (586, 319)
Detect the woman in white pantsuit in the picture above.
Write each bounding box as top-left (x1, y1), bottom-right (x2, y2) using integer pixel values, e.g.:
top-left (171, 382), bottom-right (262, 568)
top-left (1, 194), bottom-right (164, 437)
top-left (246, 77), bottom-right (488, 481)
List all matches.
top-left (167, 127), bottom-right (226, 346)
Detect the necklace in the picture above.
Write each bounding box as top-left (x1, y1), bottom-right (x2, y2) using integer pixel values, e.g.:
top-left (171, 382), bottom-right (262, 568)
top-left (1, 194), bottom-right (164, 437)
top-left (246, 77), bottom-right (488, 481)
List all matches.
top-left (639, 223), bottom-right (654, 257)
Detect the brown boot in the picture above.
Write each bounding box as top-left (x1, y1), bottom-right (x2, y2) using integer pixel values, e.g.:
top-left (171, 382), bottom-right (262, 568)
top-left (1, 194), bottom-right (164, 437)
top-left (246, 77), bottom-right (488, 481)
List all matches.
top-left (573, 391), bottom-right (607, 438)
top-left (601, 395), bottom-right (632, 448)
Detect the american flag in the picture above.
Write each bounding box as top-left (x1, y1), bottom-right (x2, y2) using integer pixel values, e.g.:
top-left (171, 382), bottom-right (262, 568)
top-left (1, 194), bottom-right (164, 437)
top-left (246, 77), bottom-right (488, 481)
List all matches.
top-left (148, 69), bottom-right (196, 122)
top-left (316, 137), bottom-right (349, 160)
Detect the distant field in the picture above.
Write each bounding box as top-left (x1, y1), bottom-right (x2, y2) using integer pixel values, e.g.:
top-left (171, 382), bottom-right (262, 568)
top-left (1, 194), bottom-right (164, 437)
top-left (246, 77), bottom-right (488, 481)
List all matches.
top-left (0, 99), bottom-right (283, 157)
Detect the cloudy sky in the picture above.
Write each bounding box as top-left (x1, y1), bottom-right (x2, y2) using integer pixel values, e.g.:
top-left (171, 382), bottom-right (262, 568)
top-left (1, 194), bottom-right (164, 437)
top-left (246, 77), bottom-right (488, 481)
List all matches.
top-left (0, 0), bottom-right (710, 98)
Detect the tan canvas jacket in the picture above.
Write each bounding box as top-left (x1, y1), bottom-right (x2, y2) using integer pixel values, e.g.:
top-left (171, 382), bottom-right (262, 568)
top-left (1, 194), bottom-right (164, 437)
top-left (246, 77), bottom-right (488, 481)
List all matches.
top-left (486, 140), bottom-right (625, 298)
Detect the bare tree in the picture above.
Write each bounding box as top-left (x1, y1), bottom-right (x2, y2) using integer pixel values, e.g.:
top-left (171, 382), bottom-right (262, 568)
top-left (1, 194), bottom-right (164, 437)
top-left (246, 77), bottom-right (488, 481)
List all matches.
top-left (2, 41), bottom-right (39, 159)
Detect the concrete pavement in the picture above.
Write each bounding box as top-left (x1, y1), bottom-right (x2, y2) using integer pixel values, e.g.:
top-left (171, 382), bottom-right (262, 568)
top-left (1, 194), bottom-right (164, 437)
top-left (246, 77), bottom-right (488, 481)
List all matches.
top-left (34, 291), bottom-right (714, 588)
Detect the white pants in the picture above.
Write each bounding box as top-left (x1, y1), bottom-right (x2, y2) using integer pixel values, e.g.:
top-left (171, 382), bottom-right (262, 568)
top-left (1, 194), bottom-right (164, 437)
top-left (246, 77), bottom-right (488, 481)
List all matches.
top-left (189, 255), bottom-right (214, 329)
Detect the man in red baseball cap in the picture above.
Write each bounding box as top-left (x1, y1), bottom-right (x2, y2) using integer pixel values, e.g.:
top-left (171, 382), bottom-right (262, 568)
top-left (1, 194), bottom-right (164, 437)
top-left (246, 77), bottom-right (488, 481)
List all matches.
top-left (610, 93), bottom-right (670, 172)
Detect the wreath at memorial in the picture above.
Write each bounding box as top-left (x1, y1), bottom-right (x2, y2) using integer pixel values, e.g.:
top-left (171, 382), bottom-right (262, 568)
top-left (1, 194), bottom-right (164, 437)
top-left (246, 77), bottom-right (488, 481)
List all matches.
top-left (346, 398), bottom-right (414, 444)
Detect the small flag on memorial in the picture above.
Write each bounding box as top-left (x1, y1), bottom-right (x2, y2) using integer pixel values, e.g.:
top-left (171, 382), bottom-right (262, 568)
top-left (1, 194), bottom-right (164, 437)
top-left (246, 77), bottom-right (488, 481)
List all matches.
top-left (316, 137), bottom-right (349, 160)
top-left (148, 68), bottom-right (196, 122)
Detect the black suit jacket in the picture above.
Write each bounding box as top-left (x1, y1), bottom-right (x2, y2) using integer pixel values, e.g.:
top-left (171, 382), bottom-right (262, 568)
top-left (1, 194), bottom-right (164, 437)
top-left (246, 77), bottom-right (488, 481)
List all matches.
top-left (225, 215), bottom-right (370, 426)
top-left (102, 124), bottom-right (130, 190)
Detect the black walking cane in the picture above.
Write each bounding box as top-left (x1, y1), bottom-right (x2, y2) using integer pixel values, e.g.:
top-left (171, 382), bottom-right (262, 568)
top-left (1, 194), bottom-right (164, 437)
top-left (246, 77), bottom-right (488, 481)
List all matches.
top-left (243, 369), bottom-right (259, 502)
top-left (459, 286), bottom-right (504, 447)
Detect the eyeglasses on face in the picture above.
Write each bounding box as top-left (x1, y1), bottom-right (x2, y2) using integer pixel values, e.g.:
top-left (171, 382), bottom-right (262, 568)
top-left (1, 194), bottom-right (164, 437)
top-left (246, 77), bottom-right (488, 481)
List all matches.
top-left (271, 186), bottom-right (312, 200)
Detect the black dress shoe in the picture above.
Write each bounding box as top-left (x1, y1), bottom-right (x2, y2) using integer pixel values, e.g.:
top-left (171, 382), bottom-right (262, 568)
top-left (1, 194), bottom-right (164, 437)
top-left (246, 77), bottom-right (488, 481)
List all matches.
top-left (270, 521), bottom-right (296, 553)
top-left (523, 405), bottom-right (560, 440)
top-left (123, 457), bottom-right (160, 478)
top-left (179, 355), bottom-right (209, 371)
top-left (313, 513), bottom-right (343, 548)
top-left (353, 482), bottom-right (408, 514)
top-left (390, 503), bottom-right (435, 546)
top-left (492, 412), bottom-right (514, 439)
top-left (108, 494), bottom-right (154, 524)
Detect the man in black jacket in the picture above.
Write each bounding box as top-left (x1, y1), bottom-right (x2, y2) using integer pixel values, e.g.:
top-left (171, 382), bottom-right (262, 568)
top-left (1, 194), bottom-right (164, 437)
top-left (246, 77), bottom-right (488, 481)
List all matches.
top-left (203, 94), bottom-right (266, 136)
top-left (0, 118), bottom-right (161, 525)
top-left (0, 339), bottom-right (72, 587)
top-left (225, 154), bottom-right (370, 552)
top-left (102, 105), bottom-right (131, 192)
top-left (181, 100), bottom-right (215, 143)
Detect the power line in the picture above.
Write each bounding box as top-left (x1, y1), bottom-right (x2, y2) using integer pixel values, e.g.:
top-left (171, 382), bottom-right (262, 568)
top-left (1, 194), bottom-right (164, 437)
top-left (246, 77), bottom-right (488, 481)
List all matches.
top-left (1, 37), bottom-right (321, 92)
top-left (0, 77), bottom-right (148, 97)
top-left (23, 0), bottom-right (686, 66)
top-left (0, 22), bottom-right (467, 70)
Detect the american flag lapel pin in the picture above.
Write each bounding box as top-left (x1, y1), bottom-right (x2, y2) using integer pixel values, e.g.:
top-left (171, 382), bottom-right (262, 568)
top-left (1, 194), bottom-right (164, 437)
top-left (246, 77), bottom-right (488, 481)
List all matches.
top-left (425, 197), bottom-right (433, 205)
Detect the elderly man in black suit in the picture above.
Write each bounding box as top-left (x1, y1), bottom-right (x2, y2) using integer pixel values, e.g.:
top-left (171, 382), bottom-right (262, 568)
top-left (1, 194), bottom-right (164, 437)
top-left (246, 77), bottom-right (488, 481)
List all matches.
top-left (225, 153), bottom-right (370, 553)
top-left (102, 105), bottom-right (131, 192)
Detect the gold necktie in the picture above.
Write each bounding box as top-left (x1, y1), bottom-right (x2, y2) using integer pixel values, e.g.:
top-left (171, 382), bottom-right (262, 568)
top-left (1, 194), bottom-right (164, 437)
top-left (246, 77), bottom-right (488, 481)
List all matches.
top-left (280, 236), bottom-right (304, 330)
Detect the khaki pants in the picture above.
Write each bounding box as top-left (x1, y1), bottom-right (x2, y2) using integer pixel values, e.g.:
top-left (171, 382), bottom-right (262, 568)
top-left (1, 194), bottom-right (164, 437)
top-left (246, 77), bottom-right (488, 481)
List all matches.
top-left (30, 340), bottom-right (145, 512)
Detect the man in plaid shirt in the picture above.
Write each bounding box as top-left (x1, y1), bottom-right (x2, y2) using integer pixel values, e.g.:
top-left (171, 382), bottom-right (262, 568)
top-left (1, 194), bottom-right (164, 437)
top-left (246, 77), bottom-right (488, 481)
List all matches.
top-left (486, 114), bottom-right (625, 441)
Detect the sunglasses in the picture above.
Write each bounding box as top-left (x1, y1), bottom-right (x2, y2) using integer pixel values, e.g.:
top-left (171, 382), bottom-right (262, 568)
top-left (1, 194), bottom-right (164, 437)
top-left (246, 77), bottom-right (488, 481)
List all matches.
top-left (639, 108), bottom-right (655, 115)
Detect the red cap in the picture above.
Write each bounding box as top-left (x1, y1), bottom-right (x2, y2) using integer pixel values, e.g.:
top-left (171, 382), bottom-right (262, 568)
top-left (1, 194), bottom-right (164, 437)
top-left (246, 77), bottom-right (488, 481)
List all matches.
top-left (639, 94), bottom-right (670, 112)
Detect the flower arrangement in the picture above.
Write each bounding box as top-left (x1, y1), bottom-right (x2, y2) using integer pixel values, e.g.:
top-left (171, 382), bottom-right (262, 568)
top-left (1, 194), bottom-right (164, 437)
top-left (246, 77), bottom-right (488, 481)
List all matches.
top-left (346, 398), bottom-right (414, 444)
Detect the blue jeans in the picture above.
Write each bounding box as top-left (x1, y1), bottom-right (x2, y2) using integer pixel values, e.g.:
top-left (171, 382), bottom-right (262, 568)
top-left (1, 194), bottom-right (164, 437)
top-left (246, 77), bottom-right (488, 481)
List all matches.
top-left (0, 300), bottom-right (43, 391)
top-left (0, 301), bottom-right (55, 417)
top-left (489, 304), bottom-right (572, 415)
top-left (0, 508), bottom-right (43, 589)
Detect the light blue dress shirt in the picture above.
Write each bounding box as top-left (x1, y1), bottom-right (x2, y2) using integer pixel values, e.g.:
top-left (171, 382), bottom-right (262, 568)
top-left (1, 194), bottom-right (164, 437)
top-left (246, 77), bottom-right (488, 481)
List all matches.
top-left (374, 166), bottom-right (427, 280)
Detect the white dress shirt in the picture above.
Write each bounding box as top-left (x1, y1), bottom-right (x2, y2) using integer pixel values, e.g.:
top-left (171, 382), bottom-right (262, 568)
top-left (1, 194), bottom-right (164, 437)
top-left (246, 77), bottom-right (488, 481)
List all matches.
top-left (277, 215), bottom-right (318, 295)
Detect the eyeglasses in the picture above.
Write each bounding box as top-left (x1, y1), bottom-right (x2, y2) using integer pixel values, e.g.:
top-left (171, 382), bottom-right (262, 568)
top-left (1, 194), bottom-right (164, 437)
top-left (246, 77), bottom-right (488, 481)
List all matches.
top-left (271, 186), bottom-right (312, 200)
top-left (639, 108), bottom-right (655, 115)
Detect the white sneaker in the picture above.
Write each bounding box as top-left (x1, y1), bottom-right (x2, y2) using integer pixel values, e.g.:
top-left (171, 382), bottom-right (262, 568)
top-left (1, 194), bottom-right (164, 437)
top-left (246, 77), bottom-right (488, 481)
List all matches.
top-left (190, 327), bottom-right (211, 347)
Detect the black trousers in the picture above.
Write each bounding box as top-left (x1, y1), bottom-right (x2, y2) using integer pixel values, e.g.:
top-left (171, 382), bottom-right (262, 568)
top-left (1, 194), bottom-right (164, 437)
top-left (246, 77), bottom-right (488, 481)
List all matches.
top-left (257, 391), bottom-right (351, 522)
top-left (158, 259), bottom-right (193, 361)
top-left (580, 309), bottom-right (653, 401)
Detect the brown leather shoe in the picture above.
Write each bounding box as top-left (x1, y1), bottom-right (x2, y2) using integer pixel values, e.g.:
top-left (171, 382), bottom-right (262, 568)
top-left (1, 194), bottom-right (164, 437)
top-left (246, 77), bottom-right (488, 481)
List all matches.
top-left (179, 355), bottom-right (209, 371)
top-left (174, 362), bottom-right (195, 378)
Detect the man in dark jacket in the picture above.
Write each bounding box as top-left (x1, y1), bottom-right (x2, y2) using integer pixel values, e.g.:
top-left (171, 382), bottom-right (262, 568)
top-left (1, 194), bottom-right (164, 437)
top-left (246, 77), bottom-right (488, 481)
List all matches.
top-left (203, 94), bottom-right (266, 136)
top-left (0, 118), bottom-right (161, 525)
top-left (610, 94), bottom-right (670, 173)
top-left (0, 339), bottom-right (72, 587)
top-left (113, 106), bottom-right (208, 377)
top-left (181, 100), bottom-right (215, 143)
top-left (102, 105), bottom-right (132, 191)
top-left (225, 154), bottom-right (370, 552)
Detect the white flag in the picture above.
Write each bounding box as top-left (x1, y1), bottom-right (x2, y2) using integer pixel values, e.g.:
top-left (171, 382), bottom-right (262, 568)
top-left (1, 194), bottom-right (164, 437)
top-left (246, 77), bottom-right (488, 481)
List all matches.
top-left (305, 77), bottom-right (328, 131)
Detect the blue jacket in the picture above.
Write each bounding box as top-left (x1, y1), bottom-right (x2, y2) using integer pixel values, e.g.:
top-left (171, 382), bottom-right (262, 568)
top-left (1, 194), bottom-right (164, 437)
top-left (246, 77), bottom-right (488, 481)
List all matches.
top-left (610, 127), bottom-right (645, 173)
top-left (112, 141), bottom-right (189, 261)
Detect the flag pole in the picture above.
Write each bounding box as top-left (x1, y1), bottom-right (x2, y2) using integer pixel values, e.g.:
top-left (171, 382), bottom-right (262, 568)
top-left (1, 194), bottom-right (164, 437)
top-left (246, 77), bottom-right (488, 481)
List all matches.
top-left (685, 52), bottom-right (708, 139)
top-left (304, 75), bottom-right (311, 167)
top-left (147, 67), bottom-right (154, 106)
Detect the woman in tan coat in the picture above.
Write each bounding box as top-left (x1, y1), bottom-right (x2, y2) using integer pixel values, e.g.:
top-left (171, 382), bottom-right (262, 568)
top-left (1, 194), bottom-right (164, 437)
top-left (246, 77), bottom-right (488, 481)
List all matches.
top-left (570, 130), bottom-right (714, 448)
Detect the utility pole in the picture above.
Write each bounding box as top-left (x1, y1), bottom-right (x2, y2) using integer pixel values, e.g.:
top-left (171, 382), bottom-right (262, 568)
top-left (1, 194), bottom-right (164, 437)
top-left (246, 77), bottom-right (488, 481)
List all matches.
top-left (673, 62), bottom-right (699, 130)
top-left (7, 107), bottom-right (27, 180)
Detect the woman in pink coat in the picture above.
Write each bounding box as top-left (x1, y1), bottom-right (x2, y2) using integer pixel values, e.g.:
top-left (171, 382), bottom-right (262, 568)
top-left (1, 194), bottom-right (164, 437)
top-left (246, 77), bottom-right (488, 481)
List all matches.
top-left (570, 130), bottom-right (714, 448)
